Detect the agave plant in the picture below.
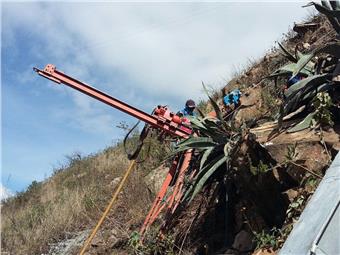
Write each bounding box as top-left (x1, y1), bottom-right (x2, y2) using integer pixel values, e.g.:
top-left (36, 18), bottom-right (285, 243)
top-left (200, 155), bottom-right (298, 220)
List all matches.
top-left (265, 0), bottom-right (340, 132)
top-left (171, 84), bottom-right (243, 203)
top-left (267, 42), bottom-right (315, 80)
top-left (304, 0), bottom-right (340, 34)
top-left (280, 41), bottom-right (339, 131)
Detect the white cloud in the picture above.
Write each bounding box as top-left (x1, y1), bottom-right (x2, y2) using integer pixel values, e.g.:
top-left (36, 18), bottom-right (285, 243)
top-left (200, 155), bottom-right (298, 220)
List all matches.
top-left (0, 184), bottom-right (13, 201)
top-left (2, 2), bottom-right (311, 133)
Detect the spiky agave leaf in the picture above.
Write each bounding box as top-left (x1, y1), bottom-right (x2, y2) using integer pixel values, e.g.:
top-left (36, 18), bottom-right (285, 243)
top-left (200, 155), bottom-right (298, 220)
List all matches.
top-left (181, 153), bottom-right (227, 202)
top-left (280, 73), bottom-right (333, 122)
top-left (291, 42), bottom-right (340, 78)
top-left (295, 49), bottom-right (305, 61)
top-left (281, 84), bottom-right (330, 120)
top-left (202, 82), bottom-right (224, 122)
top-left (287, 112), bottom-right (316, 133)
top-left (182, 134), bottom-right (241, 203)
top-left (278, 42), bottom-right (298, 63)
top-left (188, 116), bottom-right (209, 131)
top-left (267, 63), bottom-right (313, 79)
top-left (283, 82), bottom-right (330, 117)
top-left (170, 138), bottom-right (216, 157)
top-left (176, 137), bottom-right (218, 149)
top-left (267, 63), bottom-right (296, 79)
top-left (181, 153), bottom-right (221, 202)
top-left (290, 53), bottom-right (315, 77)
top-left (284, 74), bottom-right (329, 98)
top-left (301, 83), bottom-right (332, 101)
top-left (287, 91), bottom-right (335, 132)
top-left (322, 0), bottom-right (334, 10)
top-left (171, 85), bottom-right (243, 206)
top-left (187, 116), bottom-right (230, 143)
top-left (170, 116), bottom-right (230, 156)
top-left (188, 154), bottom-right (228, 203)
top-left (202, 118), bottom-right (231, 139)
top-left (187, 136), bottom-right (241, 203)
top-left (199, 147), bottom-right (215, 171)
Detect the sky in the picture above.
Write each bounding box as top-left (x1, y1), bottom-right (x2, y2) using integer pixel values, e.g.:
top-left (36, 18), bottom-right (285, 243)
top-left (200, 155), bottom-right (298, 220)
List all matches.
top-left (1, 1), bottom-right (313, 195)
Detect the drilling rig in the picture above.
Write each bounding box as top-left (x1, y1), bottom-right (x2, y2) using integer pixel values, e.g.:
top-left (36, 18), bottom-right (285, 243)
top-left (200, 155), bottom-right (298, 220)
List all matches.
top-left (34, 64), bottom-right (196, 240)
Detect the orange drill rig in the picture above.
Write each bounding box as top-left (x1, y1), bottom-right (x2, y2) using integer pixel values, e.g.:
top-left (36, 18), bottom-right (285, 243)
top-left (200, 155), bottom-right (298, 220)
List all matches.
top-left (34, 64), bottom-right (194, 238)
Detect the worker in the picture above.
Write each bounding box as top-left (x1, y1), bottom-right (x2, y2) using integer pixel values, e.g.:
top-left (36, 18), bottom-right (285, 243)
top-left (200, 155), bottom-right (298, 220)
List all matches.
top-left (223, 89), bottom-right (242, 108)
top-left (178, 99), bottom-right (197, 117)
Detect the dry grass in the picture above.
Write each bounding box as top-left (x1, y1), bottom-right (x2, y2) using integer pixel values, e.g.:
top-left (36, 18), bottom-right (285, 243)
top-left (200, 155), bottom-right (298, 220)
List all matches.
top-left (1, 135), bottom-right (166, 255)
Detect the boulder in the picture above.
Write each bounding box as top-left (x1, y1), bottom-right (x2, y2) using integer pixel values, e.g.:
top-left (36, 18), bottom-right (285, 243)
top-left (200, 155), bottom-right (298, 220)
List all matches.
top-left (234, 86), bottom-right (266, 127)
top-left (144, 164), bottom-right (170, 194)
top-left (251, 124), bottom-right (338, 182)
top-left (110, 177), bottom-right (122, 188)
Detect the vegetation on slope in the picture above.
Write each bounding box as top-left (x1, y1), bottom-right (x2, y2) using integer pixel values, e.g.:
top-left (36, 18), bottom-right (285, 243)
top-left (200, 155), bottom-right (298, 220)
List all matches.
top-left (1, 134), bottom-right (167, 254)
top-left (158, 2), bottom-right (339, 254)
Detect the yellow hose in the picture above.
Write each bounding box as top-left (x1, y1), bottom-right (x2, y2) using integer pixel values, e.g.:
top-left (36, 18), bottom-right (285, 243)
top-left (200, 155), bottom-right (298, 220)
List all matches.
top-left (79, 160), bottom-right (136, 255)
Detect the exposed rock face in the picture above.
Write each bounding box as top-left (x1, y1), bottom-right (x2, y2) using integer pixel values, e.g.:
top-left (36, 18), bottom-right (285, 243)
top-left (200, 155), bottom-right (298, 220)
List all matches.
top-left (251, 124), bottom-right (338, 182)
top-left (252, 124), bottom-right (340, 147)
top-left (47, 230), bottom-right (90, 255)
top-left (186, 123), bottom-right (338, 254)
top-left (144, 164), bottom-right (170, 195)
top-left (234, 86), bottom-right (267, 127)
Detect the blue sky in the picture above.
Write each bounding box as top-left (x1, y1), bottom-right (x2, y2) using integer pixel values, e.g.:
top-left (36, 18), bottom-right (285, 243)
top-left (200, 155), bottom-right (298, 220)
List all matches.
top-left (1, 1), bottom-right (312, 195)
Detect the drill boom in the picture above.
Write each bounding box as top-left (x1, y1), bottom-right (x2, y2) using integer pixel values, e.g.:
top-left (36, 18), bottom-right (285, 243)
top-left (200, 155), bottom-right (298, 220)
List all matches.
top-left (34, 64), bottom-right (191, 138)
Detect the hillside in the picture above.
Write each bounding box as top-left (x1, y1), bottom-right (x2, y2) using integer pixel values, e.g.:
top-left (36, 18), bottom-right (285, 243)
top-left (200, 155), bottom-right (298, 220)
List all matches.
top-left (2, 2), bottom-right (340, 255)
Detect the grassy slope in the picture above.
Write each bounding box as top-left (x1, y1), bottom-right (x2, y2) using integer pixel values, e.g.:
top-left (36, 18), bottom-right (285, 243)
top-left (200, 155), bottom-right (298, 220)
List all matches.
top-left (1, 135), bottom-right (168, 254)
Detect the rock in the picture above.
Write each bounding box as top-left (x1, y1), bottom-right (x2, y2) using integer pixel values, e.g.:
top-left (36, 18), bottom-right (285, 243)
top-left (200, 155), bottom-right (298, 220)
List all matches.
top-left (144, 164), bottom-right (169, 194)
top-left (293, 22), bottom-right (318, 34)
top-left (251, 125), bottom-right (338, 182)
top-left (108, 228), bottom-right (122, 247)
top-left (110, 177), bottom-right (122, 188)
top-left (76, 172), bottom-right (86, 178)
top-left (232, 230), bottom-right (254, 252)
top-left (265, 142), bottom-right (329, 183)
top-left (294, 143), bottom-right (330, 175)
top-left (303, 43), bottom-right (311, 49)
top-left (252, 124), bottom-right (340, 149)
top-left (332, 142), bottom-right (340, 151)
top-left (234, 86), bottom-right (265, 127)
top-left (47, 230), bottom-right (90, 255)
top-left (91, 233), bottom-right (104, 247)
top-left (108, 235), bottom-right (119, 247)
